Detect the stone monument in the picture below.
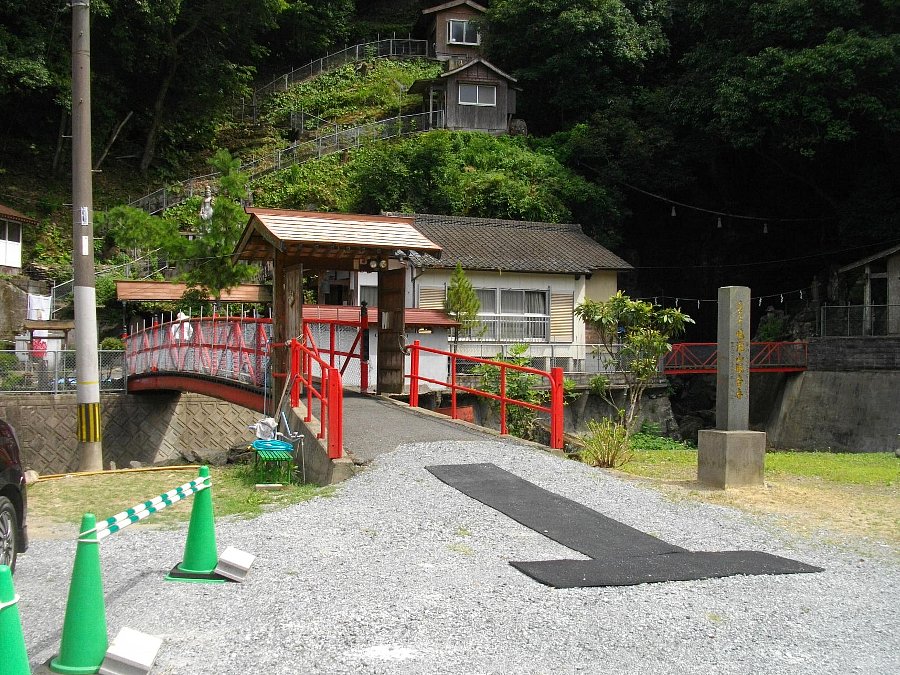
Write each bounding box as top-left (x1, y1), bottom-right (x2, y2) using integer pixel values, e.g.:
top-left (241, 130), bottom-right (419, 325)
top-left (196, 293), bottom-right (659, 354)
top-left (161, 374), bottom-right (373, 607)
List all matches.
top-left (697, 286), bottom-right (766, 487)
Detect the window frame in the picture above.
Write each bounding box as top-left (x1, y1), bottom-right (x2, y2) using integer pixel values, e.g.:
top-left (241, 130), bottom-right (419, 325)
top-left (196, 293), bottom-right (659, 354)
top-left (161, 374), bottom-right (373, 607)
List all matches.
top-left (458, 83), bottom-right (497, 107)
top-left (464, 287), bottom-right (551, 342)
top-left (447, 18), bottom-right (480, 46)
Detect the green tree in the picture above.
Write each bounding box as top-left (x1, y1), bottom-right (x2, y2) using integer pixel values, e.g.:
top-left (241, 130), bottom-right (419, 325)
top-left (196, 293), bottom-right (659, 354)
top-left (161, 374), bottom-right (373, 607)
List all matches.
top-left (485, 0), bottom-right (671, 132)
top-left (100, 149), bottom-right (256, 299)
top-left (575, 292), bottom-right (693, 433)
top-left (92, 0), bottom-right (286, 173)
top-left (178, 149), bottom-right (258, 297)
top-left (444, 263), bottom-right (481, 351)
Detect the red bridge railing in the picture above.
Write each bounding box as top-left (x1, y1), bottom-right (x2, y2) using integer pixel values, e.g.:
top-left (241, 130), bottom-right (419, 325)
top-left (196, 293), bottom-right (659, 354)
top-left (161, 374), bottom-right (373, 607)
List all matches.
top-left (125, 316), bottom-right (344, 459)
top-left (406, 340), bottom-right (565, 450)
top-left (125, 316), bottom-right (272, 386)
top-left (664, 341), bottom-right (808, 375)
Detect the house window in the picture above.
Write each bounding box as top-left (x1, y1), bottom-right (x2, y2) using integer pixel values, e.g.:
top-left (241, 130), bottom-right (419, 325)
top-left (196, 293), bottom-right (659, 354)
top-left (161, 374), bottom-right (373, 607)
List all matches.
top-left (4, 222), bottom-right (21, 243)
top-left (448, 19), bottom-right (479, 45)
top-left (469, 288), bottom-right (550, 342)
top-left (359, 285), bottom-right (379, 308)
top-left (458, 83), bottom-right (496, 107)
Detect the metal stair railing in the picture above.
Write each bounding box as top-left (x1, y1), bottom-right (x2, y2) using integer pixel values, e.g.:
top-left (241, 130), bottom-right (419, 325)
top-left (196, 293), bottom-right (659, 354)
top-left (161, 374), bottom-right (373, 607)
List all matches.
top-left (244, 38), bottom-right (429, 122)
top-left (50, 248), bottom-right (166, 317)
top-left (128, 110), bottom-right (444, 215)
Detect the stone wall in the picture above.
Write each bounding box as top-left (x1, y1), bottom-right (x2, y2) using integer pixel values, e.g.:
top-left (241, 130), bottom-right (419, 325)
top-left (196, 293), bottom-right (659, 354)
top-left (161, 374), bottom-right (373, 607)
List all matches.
top-left (0, 392), bottom-right (260, 474)
top-left (808, 337), bottom-right (900, 371)
top-left (0, 278), bottom-right (27, 343)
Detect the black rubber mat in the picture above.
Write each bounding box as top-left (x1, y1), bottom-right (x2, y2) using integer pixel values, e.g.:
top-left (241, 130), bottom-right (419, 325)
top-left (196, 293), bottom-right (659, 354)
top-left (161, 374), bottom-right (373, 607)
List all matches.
top-left (427, 463), bottom-right (823, 588)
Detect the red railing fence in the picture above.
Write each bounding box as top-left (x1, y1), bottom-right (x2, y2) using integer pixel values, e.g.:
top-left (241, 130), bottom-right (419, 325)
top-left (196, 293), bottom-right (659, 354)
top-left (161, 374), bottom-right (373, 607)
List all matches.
top-left (664, 341), bottom-right (808, 375)
top-left (406, 340), bottom-right (565, 450)
top-left (288, 336), bottom-right (343, 459)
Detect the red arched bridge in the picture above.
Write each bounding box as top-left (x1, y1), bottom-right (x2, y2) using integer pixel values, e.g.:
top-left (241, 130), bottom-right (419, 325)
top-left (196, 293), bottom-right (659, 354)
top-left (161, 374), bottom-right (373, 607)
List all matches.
top-left (124, 315), bottom-right (807, 455)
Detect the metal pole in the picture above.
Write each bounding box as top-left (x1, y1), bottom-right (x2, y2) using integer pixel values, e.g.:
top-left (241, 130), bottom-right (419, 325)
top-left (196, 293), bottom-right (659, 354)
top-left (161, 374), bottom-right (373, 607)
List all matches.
top-left (71, 0), bottom-right (103, 471)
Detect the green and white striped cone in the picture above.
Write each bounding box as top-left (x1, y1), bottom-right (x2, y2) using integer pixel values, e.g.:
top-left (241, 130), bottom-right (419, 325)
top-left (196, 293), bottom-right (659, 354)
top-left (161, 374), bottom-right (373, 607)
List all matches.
top-left (166, 466), bottom-right (224, 583)
top-left (0, 564), bottom-right (31, 675)
top-left (50, 513), bottom-right (108, 674)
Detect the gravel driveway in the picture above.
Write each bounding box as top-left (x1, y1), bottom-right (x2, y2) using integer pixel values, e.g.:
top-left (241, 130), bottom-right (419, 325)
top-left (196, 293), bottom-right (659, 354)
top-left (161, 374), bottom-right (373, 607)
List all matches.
top-left (15, 439), bottom-right (900, 674)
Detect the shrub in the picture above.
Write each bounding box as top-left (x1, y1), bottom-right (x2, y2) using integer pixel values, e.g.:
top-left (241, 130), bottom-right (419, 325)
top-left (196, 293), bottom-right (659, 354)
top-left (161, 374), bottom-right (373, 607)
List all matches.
top-left (100, 337), bottom-right (125, 351)
top-left (578, 418), bottom-right (632, 468)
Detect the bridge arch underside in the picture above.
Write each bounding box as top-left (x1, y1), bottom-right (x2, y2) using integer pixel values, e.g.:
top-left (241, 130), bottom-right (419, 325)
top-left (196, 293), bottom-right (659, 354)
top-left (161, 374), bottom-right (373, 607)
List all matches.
top-left (128, 372), bottom-right (268, 413)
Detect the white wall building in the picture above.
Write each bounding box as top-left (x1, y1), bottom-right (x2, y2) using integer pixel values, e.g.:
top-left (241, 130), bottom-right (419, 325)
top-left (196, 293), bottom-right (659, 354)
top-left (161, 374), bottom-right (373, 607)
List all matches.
top-left (357, 213), bottom-right (632, 373)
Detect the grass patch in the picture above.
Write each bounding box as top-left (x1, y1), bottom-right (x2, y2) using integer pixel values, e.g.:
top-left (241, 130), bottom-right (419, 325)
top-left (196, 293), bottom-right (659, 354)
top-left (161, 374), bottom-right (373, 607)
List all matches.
top-left (765, 451), bottom-right (897, 486)
top-left (622, 439), bottom-right (898, 487)
top-left (613, 439), bottom-right (899, 548)
top-left (27, 465), bottom-right (331, 536)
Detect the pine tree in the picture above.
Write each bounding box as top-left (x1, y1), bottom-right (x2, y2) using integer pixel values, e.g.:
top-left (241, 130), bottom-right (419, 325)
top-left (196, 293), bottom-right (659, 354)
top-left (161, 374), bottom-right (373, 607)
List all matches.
top-left (444, 263), bottom-right (481, 351)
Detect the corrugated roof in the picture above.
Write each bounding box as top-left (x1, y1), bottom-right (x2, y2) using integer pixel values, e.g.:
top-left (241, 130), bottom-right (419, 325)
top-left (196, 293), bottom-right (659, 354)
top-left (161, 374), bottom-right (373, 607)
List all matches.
top-left (0, 203), bottom-right (38, 225)
top-left (303, 305), bottom-right (458, 327)
top-left (116, 280), bottom-right (272, 302)
top-left (400, 213), bottom-right (632, 274)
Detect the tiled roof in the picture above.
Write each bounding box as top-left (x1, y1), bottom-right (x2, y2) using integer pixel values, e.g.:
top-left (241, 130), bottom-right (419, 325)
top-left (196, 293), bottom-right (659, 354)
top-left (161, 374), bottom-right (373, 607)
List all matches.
top-left (402, 214), bottom-right (632, 274)
top-left (0, 203), bottom-right (37, 225)
top-left (303, 305), bottom-right (458, 327)
top-left (116, 280), bottom-right (272, 302)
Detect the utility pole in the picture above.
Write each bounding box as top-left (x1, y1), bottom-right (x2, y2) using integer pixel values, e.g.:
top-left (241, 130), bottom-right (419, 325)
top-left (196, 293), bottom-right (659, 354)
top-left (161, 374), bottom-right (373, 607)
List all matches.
top-left (71, 0), bottom-right (103, 471)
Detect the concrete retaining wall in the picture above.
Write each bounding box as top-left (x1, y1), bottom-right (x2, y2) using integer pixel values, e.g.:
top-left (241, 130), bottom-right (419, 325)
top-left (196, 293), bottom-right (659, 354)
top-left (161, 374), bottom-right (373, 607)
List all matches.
top-left (0, 392), bottom-right (261, 474)
top-left (766, 371), bottom-right (900, 452)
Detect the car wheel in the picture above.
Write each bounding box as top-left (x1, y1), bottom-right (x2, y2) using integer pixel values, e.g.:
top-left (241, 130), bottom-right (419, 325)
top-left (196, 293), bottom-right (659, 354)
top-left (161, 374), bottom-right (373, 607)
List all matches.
top-left (0, 496), bottom-right (18, 571)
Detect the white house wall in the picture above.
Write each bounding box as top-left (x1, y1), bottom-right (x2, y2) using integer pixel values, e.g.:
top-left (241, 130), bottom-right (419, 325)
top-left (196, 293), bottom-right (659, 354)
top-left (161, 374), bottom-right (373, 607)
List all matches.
top-left (304, 319), bottom-right (450, 393)
top-left (410, 268), bottom-right (597, 347)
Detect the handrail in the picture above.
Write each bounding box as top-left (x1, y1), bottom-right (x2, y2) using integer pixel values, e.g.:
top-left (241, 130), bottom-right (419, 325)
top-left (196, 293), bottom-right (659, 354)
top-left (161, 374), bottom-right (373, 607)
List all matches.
top-left (406, 340), bottom-right (565, 450)
top-left (289, 336), bottom-right (343, 459)
top-left (247, 38), bottom-right (429, 116)
top-left (125, 316), bottom-right (273, 386)
top-left (664, 341), bottom-right (808, 374)
top-left (129, 111), bottom-right (443, 215)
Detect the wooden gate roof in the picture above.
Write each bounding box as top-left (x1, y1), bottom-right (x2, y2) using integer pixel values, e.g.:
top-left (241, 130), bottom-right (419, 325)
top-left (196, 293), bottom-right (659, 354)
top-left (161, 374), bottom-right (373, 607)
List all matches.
top-left (234, 208), bottom-right (442, 267)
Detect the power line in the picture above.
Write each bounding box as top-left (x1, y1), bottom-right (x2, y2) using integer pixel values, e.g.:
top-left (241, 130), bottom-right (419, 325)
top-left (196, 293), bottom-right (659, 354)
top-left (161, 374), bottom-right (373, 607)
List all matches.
top-left (617, 181), bottom-right (833, 222)
top-left (628, 238), bottom-right (900, 270)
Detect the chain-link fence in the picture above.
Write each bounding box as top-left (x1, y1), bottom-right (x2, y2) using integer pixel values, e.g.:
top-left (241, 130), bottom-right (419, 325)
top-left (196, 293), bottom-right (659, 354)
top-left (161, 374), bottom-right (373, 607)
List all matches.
top-left (0, 350), bottom-right (126, 394)
top-left (820, 304), bottom-right (900, 337)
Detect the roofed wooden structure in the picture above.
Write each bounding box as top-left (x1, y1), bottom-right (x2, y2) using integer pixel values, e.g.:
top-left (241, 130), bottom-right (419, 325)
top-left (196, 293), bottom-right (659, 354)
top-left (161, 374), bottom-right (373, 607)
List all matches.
top-left (234, 208), bottom-right (442, 269)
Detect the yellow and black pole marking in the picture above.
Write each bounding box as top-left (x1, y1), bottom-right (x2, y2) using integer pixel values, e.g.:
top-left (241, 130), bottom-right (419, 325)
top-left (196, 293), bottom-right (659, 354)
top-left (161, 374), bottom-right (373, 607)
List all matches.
top-left (76, 402), bottom-right (102, 443)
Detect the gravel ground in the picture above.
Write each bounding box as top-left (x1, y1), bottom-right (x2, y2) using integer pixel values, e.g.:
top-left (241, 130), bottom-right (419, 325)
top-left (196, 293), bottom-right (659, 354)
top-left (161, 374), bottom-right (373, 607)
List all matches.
top-left (14, 439), bottom-right (900, 674)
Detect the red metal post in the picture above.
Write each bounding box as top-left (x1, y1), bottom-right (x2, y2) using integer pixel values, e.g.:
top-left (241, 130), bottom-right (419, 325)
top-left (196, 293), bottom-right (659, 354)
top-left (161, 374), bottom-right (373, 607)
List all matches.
top-left (329, 323), bottom-right (336, 368)
top-left (409, 340), bottom-right (420, 408)
top-left (318, 368), bottom-right (327, 440)
top-left (450, 353), bottom-right (457, 419)
top-left (550, 367), bottom-right (564, 450)
top-left (305, 348), bottom-right (313, 422)
top-left (327, 367), bottom-right (343, 459)
top-left (499, 365), bottom-right (507, 436)
top-left (289, 340), bottom-right (301, 407)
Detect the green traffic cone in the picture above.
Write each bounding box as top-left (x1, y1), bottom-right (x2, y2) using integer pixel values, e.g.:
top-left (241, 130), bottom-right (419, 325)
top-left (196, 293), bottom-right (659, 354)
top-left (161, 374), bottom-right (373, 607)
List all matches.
top-left (166, 466), bottom-right (223, 583)
top-left (0, 564), bottom-right (31, 675)
top-left (50, 513), bottom-right (108, 674)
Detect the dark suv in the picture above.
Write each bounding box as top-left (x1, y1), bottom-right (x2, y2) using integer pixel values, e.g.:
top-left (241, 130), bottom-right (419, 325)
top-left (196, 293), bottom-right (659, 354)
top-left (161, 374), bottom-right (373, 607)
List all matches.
top-left (0, 418), bottom-right (28, 571)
